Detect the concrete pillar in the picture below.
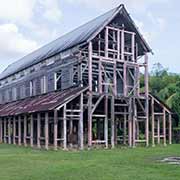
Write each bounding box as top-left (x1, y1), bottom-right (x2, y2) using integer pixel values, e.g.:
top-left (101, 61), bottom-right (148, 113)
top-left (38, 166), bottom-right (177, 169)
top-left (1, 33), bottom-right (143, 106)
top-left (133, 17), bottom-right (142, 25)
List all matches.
top-left (111, 96), bottom-right (115, 148)
top-left (18, 116), bottom-right (21, 146)
top-left (45, 112), bottom-right (49, 150)
top-left (0, 118), bottom-right (2, 143)
top-left (13, 117), bottom-right (16, 145)
top-left (8, 118), bottom-right (11, 144)
top-left (37, 113), bottom-right (41, 149)
top-left (4, 119), bottom-right (7, 143)
top-left (24, 115), bottom-right (27, 147)
top-left (30, 114), bottom-right (34, 147)
top-left (54, 110), bottom-right (58, 150)
top-left (79, 93), bottom-right (84, 150)
top-left (63, 105), bottom-right (67, 150)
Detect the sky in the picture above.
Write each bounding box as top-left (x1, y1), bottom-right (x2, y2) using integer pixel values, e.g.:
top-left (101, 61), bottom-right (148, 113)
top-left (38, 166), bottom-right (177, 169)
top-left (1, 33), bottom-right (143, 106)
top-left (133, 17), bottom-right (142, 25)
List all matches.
top-left (0, 0), bottom-right (179, 73)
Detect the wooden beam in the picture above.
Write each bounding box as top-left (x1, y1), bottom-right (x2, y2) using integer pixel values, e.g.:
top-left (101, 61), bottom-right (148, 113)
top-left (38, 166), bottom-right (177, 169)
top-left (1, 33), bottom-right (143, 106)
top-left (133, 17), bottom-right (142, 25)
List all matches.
top-left (45, 112), bottom-right (49, 150)
top-left (13, 117), bottom-right (16, 145)
top-left (8, 118), bottom-right (11, 144)
top-left (132, 98), bottom-right (136, 148)
top-left (30, 114), bottom-right (34, 147)
top-left (123, 108), bottom-right (127, 145)
top-left (157, 117), bottom-right (160, 144)
top-left (79, 93), bottom-right (84, 150)
top-left (24, 115), bottom-right (27, 147)
top-left (128, 98), bottom-right (132, 147)
top-left (104, 96), bottom-right (108, 148)
top-left (63, 105), bottom-right (67, 150)
top-left (169, 113), bottom-right (172, 145)
top-left (54, 110), bottom-right (58, 150)
top-left (37, 113), bottom-right (41, 149)
top-left (163, 108), bottom-right (166, 146)
top-left (111, 96), bottom-right (115, 148)
top-left (151, 98), bottom-right (155, 147)
top-left (18, 116), bottom-right (21, 146)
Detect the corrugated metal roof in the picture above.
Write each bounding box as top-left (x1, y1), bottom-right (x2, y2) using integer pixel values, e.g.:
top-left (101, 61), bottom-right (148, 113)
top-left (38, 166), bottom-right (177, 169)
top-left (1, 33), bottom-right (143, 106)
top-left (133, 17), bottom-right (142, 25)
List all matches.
top-left (0, 4), bottom-right (151, 80)
top-left (0, 86), bottom-right (86, 117)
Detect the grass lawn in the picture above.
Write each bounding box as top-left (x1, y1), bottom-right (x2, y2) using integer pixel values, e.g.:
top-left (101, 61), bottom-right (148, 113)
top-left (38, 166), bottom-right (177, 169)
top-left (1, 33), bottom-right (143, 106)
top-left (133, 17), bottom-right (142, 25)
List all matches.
top-left (0, 144), bottom-right (180, 180)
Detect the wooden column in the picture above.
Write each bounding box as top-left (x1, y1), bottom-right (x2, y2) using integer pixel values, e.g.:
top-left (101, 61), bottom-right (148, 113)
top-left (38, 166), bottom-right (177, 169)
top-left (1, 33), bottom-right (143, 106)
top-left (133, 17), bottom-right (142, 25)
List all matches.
top-left (13, 117), bottom-right (16, 145)
top-left (37, 113), bottom-right (41, 149)
top-left (132, 98), bottom-right (136, 148)
top-left (8, 118), bottom-right (11, 144)
top-left (123, 62), bottom-right (127, 97)
top-left (88, 41), bottom-right (93, 147)
top-left (24, 115), bottom-right (27, 147)
top-left (169, 113), bottom-right (172, 144)
top-left (45, 112), bottom-right (49, 150)
top-left (163, 108), bottom-right (166, 146)
top-left (0, 118), bottom-right (2, 143)
top-left (128, 98), bottom-right (132, 147)
top-left (123, 108), bottom-right (127, 145)
top-left (18, 116), bottom-right (21, 146)
top-left (4, 119), bottom-right (6, 143)
top-left (79, 93), bottom-right (84, 150)
top-left (157, 117), bottom-right (160, 144)
top-left (63, 105), bottom-right (67, 150)
top-left (113, 60), bottom-right (117, 96)
top-left (104, 96), bottom-right (108, 148)
top-left (145, 54), bottom-right (149, 147)
top-left (121, 29), bottom-right (124, 60)
top-left (151, 98), bottom-right (155, 147)
top-left (111, 96), bottom-right (115, 148)
top-left (54, 110), bottom-right (58, 150)
top-left (30, 114), bottom-right (34, 147)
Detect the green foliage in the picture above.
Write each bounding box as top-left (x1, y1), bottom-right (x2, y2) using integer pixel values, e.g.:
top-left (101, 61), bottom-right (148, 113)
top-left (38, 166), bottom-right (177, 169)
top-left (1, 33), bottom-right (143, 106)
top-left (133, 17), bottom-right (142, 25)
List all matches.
top-left (145, 63), bottom-right (180, 120)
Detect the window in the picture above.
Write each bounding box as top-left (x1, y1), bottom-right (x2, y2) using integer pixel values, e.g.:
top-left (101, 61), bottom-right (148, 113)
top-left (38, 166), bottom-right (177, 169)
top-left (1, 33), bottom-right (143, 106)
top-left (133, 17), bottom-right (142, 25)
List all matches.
top-left (12, 87), bottom-right (17, 101)
top-left (40, 76), bottom-right (47, 94)
top-left (54, 70), bottom-right (62, 90)
top-left (30, 80), bottom-right (36, 96)
top-left (20, 85), bottom-right (26, 99)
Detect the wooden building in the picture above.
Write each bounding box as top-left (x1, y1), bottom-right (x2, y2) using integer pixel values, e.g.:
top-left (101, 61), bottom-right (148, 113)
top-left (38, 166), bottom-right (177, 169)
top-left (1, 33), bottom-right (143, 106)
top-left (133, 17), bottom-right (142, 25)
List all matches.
top-left (0, 4), bottom-right (173, 150)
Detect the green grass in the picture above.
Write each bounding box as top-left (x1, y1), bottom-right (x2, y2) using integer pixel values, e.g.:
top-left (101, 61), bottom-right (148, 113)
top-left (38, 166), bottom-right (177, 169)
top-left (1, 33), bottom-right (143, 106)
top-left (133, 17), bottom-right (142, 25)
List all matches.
top-left (0, 144), bottom-right (180, 180)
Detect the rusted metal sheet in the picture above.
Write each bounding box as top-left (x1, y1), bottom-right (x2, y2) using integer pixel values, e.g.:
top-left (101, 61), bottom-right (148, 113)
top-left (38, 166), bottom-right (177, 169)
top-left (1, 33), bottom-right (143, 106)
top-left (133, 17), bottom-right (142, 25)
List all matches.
top-left (0, 86), bottom-right (85, 117)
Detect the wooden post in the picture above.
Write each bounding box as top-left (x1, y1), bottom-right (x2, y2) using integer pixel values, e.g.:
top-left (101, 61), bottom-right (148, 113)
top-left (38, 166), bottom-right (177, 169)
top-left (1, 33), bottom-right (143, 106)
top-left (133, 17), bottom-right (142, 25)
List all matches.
top-left (157, 117), bottom-right (160, 144)
top-left (8, 118), bottom-right (11, 144)
top-left (123, 62), bottom-right (127, 97)
top-left (0, 118), bottom-right (2, 143)
top-left (54, 110), bottom-right (58, 150)
top-left (145, 54), bottom-right (149, 147)
top-left (131, 33), bottom-right (135, 61)
top-left (163, 108), bottom-right (166, 146)
top-left (4, 119), bottom-right (6, 143)
top-left (63, 105), bottom-right (67, 150)
top-left (104, 96), bottom-right (108, 148)
top-left (121, 29), bottom-right (124, 60)
top-left (123, 108), bottom-right (127, 145)
top-left (13, 117), bottom-right (16, 145)
top-left (151, 98), bottom-right (155, 147)
top-left (88, 41), bottom-right (93, 147)
top-left (18, 116), bottom-right (21, 146)
top-left (79, 93), bottom-right (84, 150)
top-left (99, 60), bottom-right (102, 94)
top-left (128, 98), bottom-right (132, 147)
top-left (105, 27), bottom-right (108, 57)
top-left (132, 98), bottom-right (136, 148)
top-left (45, 112), bottom-right (49, 150)
top-left (169, 113), bottom-right (172, 144)
top-left (30, 114), bottom-right (34, 147)
top-left (37, 113), bottom-right (41, 149)
top-left (111, 96), bottom-right (115, 148)
top-left (113, 60), bottom-right (117, 96)
top-left (24, 115), bottom-right (27, 147)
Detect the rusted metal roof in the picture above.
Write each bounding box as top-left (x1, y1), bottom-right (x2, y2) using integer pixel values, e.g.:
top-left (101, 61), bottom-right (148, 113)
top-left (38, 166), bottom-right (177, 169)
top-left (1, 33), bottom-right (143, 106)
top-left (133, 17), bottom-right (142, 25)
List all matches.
top-left (0, 86), bottom-right (86, 117)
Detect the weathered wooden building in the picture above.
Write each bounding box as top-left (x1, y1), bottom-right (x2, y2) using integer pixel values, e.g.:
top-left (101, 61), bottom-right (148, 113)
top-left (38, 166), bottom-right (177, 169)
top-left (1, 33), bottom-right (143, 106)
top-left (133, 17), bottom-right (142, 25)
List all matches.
top-left (0, 4), bottom-right (174, 150)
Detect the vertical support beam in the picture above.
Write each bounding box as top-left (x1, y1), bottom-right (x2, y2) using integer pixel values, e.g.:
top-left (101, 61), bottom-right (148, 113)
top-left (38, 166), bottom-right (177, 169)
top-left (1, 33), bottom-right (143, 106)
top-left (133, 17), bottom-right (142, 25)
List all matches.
top-left (105, 27), bottom-right (108, 58)
top-left (123, 108), bottom-right (127, 145)
top-left (123, 62), bottom-right (127, 97)
top-left (131, 33), bottom-right (135, 61)
top-left (13, 117), bottom-right (16, 145)
top-left (157, 117), bottom-right (160, 144)
top-left (24, 115), bottom-right (27, 147)
top-left (45, 112), bottom-right (49, 150)
top-left (144, 54), bottom-right (149, 147)
top-left (37, 113), bottom-right (41, 149)
top-left (0, 118), bottom-right (2, 143)
top-left (88, 41), bottom-right (93, 147)
top-left (8, 118), bottom-right (11, 144)
top-left (54, 109), bottom-right (58, 150)
top-left (18, 116), bottom-right (21, 146)
top-left (99, 59), bottom-right (102, 94)
top-left (128, 98), bottom-right (132, 147)
top-left (113, 60), bottom-right (117, 96)
top-left (163, 108), bottom-right (166, 146)
top-left (121, 29), bottom-right (124, 60)
top-left (111, 96), bottom-right (115, 148)
top-left (151, 98), bottom-right (155, 147)
top-left (104, 96), bottom-right (108, 148)
top-left (132, 98), bottom-right (136, 148)
top-left (3, 119), bottom-right (6, 143)
top-left (30, 114), bottom-right (34, 147)
top-left (117, 30), bottom-right (120, 59)
top-left (169, 113), bottom-right (172, 145)
top-left (79, 93), bottom-right (84, 150)
top-left (63, 105), bottom-right (67, 150)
